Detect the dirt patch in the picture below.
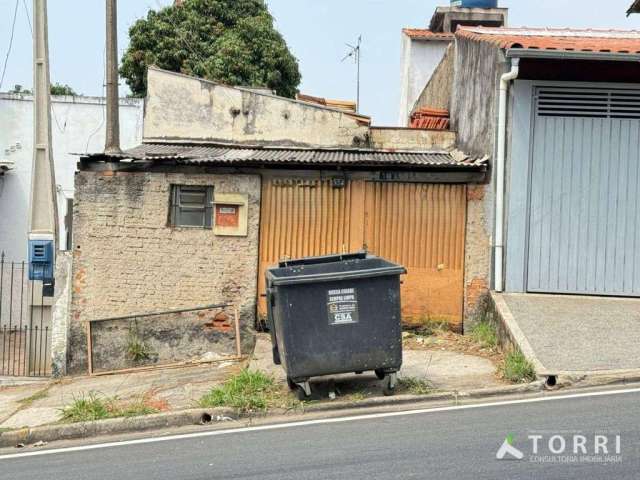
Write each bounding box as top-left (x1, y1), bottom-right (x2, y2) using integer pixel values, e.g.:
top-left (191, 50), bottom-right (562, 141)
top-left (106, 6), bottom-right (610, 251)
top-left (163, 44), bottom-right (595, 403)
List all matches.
top-left (403, 330), bottom-right (506, 373)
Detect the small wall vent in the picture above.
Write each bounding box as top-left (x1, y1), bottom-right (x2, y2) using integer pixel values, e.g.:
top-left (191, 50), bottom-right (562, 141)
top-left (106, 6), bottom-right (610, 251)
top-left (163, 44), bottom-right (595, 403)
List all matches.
top-left (536, 87), bottom-right (640, 119)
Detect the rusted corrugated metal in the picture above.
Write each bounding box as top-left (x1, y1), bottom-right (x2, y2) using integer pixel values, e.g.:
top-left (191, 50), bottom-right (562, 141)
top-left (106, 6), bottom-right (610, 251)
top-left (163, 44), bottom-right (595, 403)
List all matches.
top-left (258, 179), bottom-right (467, 329)
top-left (81, 143), bottom-right (488, 169)
top-left (257, 179), bottom-right (359, 317)
top-left (364, 182), bottom-right (466, 329)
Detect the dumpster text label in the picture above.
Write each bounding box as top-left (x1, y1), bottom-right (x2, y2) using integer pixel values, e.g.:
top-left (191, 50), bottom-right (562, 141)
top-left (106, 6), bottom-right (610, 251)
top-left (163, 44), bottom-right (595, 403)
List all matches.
top-left (327, 288), bottom-right (359, 325)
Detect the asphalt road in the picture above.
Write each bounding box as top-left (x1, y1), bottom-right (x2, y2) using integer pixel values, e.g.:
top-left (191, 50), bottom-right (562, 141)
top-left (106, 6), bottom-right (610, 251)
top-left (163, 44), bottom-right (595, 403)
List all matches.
top-left (2, 389), bottom-right (639, 479)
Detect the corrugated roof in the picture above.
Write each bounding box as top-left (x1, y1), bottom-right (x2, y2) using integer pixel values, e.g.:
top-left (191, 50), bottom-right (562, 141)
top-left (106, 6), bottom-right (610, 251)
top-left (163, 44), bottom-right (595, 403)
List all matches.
top-left (457, 26), bottom-right (640, 53)
top-left (83, 143), bottom-right (487, 169)
top-left (402, 29), bottom-right (455, 41)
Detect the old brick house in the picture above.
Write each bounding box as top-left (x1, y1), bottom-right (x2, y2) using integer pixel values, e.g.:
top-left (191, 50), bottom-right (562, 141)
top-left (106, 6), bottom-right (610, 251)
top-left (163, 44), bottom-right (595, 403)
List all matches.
top-left (67, 67), bottom-right (488, 374)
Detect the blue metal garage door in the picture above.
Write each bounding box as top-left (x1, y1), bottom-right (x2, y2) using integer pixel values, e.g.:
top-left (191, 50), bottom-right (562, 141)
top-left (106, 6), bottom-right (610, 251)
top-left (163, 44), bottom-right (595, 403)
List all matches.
top-left (527, 86), bottom-right (640, 296)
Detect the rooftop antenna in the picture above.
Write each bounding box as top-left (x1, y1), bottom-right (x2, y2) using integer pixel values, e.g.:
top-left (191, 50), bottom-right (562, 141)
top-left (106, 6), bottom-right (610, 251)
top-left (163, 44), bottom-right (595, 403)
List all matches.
top-left (342, 35), bottom-right (362, 113)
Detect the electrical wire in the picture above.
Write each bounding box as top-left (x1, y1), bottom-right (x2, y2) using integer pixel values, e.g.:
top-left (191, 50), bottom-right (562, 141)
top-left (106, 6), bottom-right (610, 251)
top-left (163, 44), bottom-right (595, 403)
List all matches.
top-left (0, 0), bottom-right (20, 90)
top-left (22, 0), bottom-right (32, 36)
top-left (84, 44), bottom-right (107, 153)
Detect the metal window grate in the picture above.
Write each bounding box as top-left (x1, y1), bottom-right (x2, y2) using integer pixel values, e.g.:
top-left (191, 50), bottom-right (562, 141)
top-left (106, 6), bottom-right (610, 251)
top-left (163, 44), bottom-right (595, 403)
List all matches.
top-left (536, 87), bottom-right (640, 119)
top-left (169, 185), bottom-right (213, 228)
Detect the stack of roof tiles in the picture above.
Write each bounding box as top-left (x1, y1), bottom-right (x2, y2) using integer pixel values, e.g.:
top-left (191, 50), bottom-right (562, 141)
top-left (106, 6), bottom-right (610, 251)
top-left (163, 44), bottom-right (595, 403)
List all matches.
top-left (410, 108), bottom-right (450, 130)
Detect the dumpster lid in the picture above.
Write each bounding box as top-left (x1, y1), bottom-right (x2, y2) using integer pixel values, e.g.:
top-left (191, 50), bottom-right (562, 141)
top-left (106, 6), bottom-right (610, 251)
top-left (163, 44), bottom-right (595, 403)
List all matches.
top-left (278, 251), bottom-right (367, 268)
top-left (267, 253), bottom-right (406, 286)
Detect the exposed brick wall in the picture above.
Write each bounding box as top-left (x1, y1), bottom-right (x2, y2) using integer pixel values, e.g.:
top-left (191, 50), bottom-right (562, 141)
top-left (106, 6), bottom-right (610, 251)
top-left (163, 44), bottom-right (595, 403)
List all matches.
top-left (68, 170), bottom-right (261, 374)
top-left (463, 183), bottom-right (493, 329)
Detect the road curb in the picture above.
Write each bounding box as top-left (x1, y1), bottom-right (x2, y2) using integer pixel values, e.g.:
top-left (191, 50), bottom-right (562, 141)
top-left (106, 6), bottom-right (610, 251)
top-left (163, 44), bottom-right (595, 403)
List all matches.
top-left (0, 381), bottom-right (548, 449)
top-left (0, 407), bottom-right (235, 449)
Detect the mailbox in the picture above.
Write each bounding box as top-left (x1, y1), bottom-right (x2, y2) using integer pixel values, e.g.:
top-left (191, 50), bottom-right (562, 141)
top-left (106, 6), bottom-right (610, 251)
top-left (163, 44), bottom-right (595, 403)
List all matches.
top-left (213, 193), bottom-right (248, 236)
top-left (28, 239), bottom-right (55, 286)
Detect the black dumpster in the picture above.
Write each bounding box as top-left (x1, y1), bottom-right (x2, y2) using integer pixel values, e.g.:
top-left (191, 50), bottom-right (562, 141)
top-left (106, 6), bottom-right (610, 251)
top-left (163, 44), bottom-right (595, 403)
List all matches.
top-left (265, 252), bottom-right (406, 399)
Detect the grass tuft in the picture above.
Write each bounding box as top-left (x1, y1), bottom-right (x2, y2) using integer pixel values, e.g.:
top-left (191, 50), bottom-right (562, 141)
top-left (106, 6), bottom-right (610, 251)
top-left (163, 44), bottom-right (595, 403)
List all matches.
top-left (470, 320), bottom-right (498, 349)
top-left (398, 377), bottom-right (433, 395)
top-left (60, 392), bottom-right (158, 423)
top-left (198, 370), bottom-right (280, 413)
top-left (17, 389), bottom-right (49, 408)
top-left (500, 350), bottom-right (536, 384)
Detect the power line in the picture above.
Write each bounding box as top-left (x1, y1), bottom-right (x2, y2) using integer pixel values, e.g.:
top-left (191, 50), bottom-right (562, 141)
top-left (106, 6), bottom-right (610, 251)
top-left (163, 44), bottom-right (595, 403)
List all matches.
top-left (0, 0), bottom-right (20, 91)
top-left (22, 0), bottom-right (32, 35)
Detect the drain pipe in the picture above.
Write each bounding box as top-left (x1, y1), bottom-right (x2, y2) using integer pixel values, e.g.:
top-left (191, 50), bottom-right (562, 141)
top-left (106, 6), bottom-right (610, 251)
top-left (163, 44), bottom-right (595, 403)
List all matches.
top-left (494, 57), bottom-right (520, 292)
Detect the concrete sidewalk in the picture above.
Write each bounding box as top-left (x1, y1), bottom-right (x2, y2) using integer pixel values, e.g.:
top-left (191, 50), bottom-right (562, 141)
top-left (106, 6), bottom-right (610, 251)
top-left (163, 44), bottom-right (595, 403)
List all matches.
top-left (249, 333), bottom-right (505, 398)
top-left (493, 292), bottom-right (640, 375)
top-left (0, 361), bottom-right (240, 430)
top-left (0, 332), bottom-right (507, 433)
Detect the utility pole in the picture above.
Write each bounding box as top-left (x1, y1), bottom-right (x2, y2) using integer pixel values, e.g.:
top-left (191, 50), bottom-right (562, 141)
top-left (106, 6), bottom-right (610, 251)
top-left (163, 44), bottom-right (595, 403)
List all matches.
top-left (28, 0), bottom-right (57, 291)
top-left (105, 0), bottom-right (121, 154)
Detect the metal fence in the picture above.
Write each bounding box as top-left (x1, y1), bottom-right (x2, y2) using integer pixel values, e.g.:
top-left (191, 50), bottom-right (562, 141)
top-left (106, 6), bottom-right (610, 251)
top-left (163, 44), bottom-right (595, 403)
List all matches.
top-left (0, 254), bottom-right (51, 377)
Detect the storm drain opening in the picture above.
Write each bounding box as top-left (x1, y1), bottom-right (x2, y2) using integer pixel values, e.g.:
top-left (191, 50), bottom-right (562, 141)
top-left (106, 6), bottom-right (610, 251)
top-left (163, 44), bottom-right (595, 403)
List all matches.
top-left (545, 375), bottom-right (557, 388)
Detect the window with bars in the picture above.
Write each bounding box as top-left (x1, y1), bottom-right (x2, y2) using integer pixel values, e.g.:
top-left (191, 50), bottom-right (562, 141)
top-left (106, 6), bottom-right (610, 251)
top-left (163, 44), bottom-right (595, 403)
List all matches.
top-left (169, 185), bottom-right (214, 228)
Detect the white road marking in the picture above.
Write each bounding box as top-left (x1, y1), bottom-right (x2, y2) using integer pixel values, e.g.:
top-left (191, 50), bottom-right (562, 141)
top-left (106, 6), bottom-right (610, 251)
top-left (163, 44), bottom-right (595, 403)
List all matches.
top-left (1, 386), bottom-right (639, 460)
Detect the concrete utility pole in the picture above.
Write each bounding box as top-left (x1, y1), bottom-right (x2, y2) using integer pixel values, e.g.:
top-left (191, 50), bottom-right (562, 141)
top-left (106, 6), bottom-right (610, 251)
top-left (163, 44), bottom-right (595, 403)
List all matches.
top-left (105, 0), bottom-right (122, 154)
top-left (28, 0), bottom-right (58, 288)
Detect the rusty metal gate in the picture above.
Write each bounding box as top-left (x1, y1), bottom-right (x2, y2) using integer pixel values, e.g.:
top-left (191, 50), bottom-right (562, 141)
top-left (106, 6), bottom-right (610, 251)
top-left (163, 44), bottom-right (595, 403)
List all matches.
top-left (258, 178), bottom-right (467, 329)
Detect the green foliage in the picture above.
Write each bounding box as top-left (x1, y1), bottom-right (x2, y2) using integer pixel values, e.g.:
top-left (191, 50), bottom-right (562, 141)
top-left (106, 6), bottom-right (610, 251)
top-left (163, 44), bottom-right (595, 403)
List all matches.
top-left (50, 83), bottom-right (77, 96)
top-left (198, 369), bottom-right (278, 413)
top-left (126, 324), bottom-right (155, 364)
top-left (120, 0), bottom-right (301, 98)
top-left (500, 350), bottom-right (536, 384)
top-left (8, 84), bottom-right (31, 94)
top-left (9, 83), bottom-right (78, 95)
top-left (17, 389), bottom-right (49, 408)
top-left (397, 377), bottom-right (433, 395)
top-left (470, 319), bottom-right (498, 349)
top-left (60, 392), bottom-right (158, 423)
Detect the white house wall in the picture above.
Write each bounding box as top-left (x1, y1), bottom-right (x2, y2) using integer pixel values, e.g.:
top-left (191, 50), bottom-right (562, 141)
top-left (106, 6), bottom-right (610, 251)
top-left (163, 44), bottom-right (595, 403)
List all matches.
top-left (398, 35), bottom-right (449, 126)
top-left (0, 93), bottom-right (144, 260)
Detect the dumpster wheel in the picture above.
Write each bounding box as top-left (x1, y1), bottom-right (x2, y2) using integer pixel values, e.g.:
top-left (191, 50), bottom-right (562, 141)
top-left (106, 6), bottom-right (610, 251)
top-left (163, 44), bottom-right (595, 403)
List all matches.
top-left (383, 372), bottom-right (398, 396)
top-left (286, 377), bottom-right (297, 391)
top-left (293, 381), bottom-right (312, 401)
top-left (374, 368), bottom-right (386, 380)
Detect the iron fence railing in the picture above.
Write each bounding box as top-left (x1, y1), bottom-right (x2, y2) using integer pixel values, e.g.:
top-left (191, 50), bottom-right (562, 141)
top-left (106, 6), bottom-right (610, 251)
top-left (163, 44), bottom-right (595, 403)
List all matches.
top-left (0, 253), bottom-right (51, 377)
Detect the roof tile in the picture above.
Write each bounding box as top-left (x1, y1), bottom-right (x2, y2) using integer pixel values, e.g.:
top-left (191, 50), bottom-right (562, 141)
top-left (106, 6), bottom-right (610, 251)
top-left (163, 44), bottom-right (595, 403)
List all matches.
top-left (456, 26), bottom-right (640, 53)
top-left (403, 28), bottom-right (455, 41)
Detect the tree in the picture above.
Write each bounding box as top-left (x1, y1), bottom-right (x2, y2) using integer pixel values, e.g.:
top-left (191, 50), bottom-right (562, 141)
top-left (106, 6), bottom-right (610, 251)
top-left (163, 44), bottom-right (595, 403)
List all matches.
top-left (8, 84), bottom-right (78, 96)
top-left (50, 83), bottom-right (77, 96)
top-left (120, 0), bottom-right (301, 98)
top-left (8, 85), bottom-right (31, 94)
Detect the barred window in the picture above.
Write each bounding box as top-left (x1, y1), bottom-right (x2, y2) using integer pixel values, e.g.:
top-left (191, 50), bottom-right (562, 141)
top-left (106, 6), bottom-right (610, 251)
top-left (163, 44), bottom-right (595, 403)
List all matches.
top-left (169, 185), bottom-right (213, 228)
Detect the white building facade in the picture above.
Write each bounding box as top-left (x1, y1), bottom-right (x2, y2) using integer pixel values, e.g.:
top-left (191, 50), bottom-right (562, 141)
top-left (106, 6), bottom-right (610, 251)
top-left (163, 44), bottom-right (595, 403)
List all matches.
top-left (0, 93), bottom-right (143, 260)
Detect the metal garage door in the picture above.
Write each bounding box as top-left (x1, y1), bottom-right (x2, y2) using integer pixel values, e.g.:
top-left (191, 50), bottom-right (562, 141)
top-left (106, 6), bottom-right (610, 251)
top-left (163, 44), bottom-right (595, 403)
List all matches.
top-left (258, 177), bottom-right (467, 328)
top-left (527, 86), bottom-right (640, 296)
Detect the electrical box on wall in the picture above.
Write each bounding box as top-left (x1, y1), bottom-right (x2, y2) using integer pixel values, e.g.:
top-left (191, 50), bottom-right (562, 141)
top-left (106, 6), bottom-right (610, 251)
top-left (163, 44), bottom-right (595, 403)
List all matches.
top-left (213, 193), bottom-right (249, 237)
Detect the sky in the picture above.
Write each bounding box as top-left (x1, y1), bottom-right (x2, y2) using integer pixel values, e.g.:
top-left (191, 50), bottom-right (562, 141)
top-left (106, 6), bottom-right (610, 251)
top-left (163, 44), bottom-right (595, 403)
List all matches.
top-left (0, 0), bottom-right (638, 126)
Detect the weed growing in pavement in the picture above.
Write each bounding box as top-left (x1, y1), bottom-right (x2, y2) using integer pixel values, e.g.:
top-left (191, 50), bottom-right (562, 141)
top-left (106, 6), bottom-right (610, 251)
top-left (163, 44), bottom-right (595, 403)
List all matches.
top-left (60, 392), bottom-right (158, 423)
top-left (198, 369), bottom-right (285, 413)
top-left (470, 319), bottom-right (498, 350)
top-left (17, 389), bottom-right (49, 408)
top-left (500, 350), bottom-right (536, 383)
top-left (397, 377), bottom-right (434, 395)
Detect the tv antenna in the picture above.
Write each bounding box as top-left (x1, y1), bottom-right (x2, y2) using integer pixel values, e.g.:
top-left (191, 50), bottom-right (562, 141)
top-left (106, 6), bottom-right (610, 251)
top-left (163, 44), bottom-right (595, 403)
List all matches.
top-left (342, 35), bottom-right (362, 113)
